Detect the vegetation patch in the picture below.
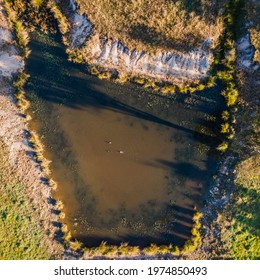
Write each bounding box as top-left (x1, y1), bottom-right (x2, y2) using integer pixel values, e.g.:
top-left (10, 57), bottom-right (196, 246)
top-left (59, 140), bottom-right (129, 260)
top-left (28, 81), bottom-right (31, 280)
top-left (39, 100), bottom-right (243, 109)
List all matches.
top-left (229, 156), bottom-right (260, 259)
top-left (0, 147), bottom-right (52, 260)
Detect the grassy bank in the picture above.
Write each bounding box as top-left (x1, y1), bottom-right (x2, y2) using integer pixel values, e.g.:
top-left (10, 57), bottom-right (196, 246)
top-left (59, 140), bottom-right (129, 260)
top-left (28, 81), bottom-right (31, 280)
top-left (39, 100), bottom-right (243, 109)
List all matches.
top-left (203, 0), bottom-right (260, 259)
top-left (230, 155), bottom-right (260, 259)
top-left (226, 1), bottom-right (260, 259)
top-left (75, 0), bottom-right (226, 53)
top-left (0, 145), bottom-right (53, 260)
top-left (225, 67), bottom-right (260, 259)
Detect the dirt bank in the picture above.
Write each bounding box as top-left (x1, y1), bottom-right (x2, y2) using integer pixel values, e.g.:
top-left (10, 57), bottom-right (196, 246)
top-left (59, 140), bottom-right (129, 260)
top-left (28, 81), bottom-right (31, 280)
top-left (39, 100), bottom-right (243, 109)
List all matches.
top-left (65, 0), bottom-right (213, 84)
top-left (0, 0), bottom-right (63, 259)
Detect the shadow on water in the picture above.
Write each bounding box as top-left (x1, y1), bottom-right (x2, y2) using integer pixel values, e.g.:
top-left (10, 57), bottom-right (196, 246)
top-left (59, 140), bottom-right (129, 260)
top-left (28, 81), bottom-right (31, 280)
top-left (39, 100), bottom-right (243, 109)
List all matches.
top-left (76, 203), bottom-right (195, 248)
top-left (25, 31), bottom-right (223, 247)
top-left (26, 32), bottom-right (223, 138)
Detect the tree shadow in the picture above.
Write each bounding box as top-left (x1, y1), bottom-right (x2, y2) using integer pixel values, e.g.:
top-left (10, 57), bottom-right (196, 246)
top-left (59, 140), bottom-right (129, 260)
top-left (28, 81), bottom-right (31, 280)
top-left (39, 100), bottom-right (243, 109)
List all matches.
top-left (23, 31), bottom-right (223, 248)
top-left (25, 32), bottom-right (209, 137)
top-left (74, 202), bottom-right (195, 248)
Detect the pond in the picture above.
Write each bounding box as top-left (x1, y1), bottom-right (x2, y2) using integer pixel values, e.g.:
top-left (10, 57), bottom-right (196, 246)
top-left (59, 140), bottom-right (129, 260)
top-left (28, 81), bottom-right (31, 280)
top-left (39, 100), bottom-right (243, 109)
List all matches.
top-left (25, 32), bottom-right (222, 247)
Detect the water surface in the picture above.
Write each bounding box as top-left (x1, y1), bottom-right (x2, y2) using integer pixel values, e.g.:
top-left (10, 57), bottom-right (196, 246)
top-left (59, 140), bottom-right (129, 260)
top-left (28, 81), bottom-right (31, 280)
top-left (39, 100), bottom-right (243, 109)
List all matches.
top-left (26, 32), bottom-right (221, 247)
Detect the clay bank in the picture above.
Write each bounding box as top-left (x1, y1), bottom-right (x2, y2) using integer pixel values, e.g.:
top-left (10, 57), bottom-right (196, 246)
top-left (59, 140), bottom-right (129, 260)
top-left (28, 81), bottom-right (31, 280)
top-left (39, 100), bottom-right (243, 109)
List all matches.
top-left (67, 0), bottom-right (213, 83)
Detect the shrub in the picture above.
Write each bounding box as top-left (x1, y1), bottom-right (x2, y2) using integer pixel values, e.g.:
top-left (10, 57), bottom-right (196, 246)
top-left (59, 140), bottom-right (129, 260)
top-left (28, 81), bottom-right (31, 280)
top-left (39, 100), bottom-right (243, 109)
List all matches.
top-left (222, 88), bottom-right (238, 106)
top-left (217, 142), bottom-right (229, 152)
top-left (98, 71), bottom-right (112, 80)
top-left (222, 111), bottom-right (230, 121)
top-left (143, 244), bottom-right (159, 255)
top-left (134, 77), bottom-right (146, 85)
top-left (226, 89), bottom-right (238, 106)
top-left (221, 122), bottom-right (230, 134)
top-left (70, 240), bottom-right (82, 251)
top-left (31, 0), bottom-right (44, 7)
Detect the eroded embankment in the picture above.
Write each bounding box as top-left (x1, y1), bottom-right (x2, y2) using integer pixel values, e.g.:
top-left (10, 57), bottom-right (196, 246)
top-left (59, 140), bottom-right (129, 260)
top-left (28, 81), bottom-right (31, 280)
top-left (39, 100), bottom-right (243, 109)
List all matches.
top-left (66, 0), bottom-right (213, 84)
top-left (0, 0), bottom-right (62, 259)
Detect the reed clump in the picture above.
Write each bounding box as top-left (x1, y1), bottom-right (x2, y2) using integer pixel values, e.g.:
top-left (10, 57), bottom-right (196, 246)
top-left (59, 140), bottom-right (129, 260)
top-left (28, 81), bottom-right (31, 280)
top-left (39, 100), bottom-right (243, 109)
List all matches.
top-left (4, 0), bottom-right (30, 57)
top-left (47, 0), bottom-right (70, 36)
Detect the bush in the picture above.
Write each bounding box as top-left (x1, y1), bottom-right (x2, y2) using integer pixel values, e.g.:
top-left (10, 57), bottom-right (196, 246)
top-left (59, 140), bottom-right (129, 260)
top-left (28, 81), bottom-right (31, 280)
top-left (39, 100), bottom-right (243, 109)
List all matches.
top-left (70, 240), bottom-right (82, 251)
top-left (222, 111), bottom-right (230, 121)
top-left (222, 88), bottom-right (238, 106)
top-left (217, 142), bottom-right (229, 152)
top-left (221, 122), bottom-right (230, 134)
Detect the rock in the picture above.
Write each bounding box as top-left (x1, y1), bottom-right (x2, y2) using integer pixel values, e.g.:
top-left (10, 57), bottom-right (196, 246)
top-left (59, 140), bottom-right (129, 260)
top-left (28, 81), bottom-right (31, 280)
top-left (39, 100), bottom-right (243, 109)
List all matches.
top-left (71, 13), bottom-right (93, 47)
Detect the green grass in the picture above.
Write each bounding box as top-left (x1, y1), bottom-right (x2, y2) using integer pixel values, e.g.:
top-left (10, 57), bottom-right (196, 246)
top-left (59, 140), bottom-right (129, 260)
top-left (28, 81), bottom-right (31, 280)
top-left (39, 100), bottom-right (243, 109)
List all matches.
top-left (0, 150), bottom-right (52, 260)
top-left (229, 156), bottom-right (260, 259)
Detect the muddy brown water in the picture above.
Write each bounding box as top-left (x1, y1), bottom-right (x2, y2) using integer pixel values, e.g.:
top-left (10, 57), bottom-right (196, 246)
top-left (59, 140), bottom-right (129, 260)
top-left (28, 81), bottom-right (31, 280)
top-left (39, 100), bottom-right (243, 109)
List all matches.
top-left (25, 32), bottom-right (222, 247)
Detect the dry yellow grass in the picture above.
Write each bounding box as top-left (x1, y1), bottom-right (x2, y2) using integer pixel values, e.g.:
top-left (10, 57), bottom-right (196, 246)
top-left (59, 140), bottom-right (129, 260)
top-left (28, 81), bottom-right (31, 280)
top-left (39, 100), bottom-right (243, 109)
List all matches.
top-left (75, 0), bottom-right (227, 52)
